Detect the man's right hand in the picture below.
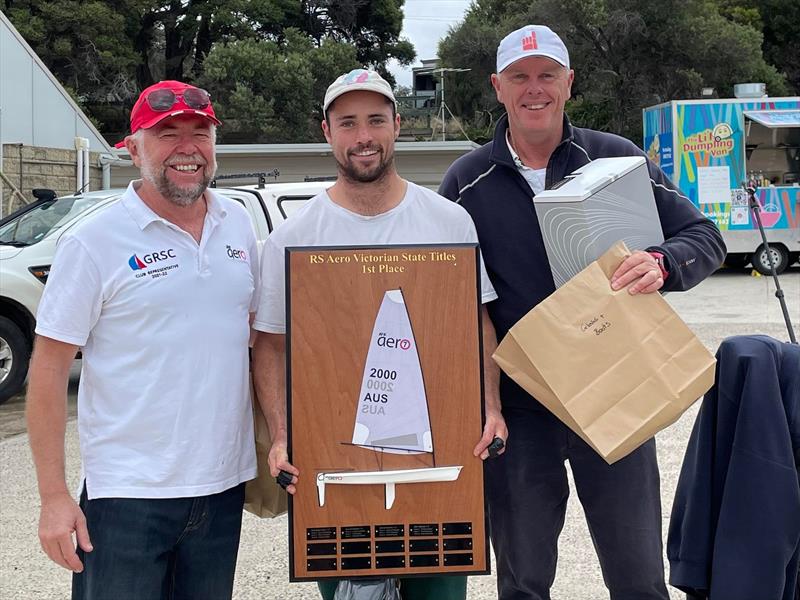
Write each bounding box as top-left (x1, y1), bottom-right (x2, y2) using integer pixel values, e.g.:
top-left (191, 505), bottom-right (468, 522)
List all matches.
top-left (38, 491), bottom-right (93, 572)
top-left (268, 440), bottom-right (300, 495)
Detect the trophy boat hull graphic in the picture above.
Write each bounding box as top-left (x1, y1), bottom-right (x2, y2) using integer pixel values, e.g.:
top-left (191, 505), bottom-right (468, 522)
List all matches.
top-left (316, 466), bottom-right (463, 509)
top-left (317, 289), bottom-right (463, 509)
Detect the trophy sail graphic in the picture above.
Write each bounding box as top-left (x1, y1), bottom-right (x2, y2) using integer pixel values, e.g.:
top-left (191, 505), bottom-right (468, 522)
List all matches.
top-left (316, 288), bottom-right (462, 510)
top-left (352, 289), bottom-right (432, 455)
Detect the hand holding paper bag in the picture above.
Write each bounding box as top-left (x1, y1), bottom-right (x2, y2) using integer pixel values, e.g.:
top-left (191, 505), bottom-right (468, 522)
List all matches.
top-left (493, 242), bottom-right (716, 464)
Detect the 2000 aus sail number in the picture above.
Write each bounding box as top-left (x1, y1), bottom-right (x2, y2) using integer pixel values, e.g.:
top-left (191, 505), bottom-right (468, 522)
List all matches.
top-left (363, 369), bottom-right (397, 404)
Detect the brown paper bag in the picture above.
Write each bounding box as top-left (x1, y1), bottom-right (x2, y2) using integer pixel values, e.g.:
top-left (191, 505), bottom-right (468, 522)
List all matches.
top-left (493, 241), bottom-right (716, 464)
top-left (244, 375), bottom-right (288, 518)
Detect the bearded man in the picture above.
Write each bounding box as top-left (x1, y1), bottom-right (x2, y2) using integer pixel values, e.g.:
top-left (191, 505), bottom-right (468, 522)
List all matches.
top-left (26, 80), bottom-right (260, 600)
top-left (252, 69), bottom-right (506, 600)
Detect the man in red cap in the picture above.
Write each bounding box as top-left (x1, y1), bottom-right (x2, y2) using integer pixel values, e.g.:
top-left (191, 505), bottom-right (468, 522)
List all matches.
top-left (27, 80), bottom-right (260, 599)
top-left (117, 80), bottom-right (222, 206)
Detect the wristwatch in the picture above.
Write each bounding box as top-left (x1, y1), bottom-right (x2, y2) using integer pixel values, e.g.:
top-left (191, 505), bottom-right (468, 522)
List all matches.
top-left (648, 251), bottom-right (669, 280)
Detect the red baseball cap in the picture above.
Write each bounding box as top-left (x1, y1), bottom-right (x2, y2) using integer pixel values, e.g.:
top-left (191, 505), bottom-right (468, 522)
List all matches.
top-left (114, 80), bottom-right (221, 148)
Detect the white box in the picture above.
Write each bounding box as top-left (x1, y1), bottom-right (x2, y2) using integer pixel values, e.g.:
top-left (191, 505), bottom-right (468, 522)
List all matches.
top-left (534, 156), bottom-right (664, 287)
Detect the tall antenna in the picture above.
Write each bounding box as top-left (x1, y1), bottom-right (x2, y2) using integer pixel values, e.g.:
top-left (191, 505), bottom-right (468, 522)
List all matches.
top-left (417, 67), bottom-right (471, 141)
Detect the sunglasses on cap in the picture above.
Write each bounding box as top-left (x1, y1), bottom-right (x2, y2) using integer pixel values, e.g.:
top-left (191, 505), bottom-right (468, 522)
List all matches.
top-left (145, 87), bottom-right (212, 112)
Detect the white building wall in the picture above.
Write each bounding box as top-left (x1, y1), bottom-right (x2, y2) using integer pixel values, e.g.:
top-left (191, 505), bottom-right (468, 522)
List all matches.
top-left (110, 143), bottom-right (478, 191)
top-left (0, 11), bottom-right (112, 152)
top-left (0, 11), bottom-right (116, 213)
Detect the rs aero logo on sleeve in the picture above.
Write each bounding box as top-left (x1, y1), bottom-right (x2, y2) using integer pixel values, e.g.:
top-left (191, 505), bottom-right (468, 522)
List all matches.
top-left (226, 245), bottom-right (248, 261)
top-left (128, 248), bottom-right (179, 279)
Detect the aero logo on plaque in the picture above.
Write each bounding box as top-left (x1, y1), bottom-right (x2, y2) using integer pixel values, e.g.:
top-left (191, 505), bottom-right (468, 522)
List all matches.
top-left (286, 245), bottom-right (488, 580)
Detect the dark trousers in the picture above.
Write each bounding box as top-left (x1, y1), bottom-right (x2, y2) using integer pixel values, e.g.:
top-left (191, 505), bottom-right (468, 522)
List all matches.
top-left (72, 482), bottom-right (246, 600)
top-left (486, 408), bottom-right (669, 600)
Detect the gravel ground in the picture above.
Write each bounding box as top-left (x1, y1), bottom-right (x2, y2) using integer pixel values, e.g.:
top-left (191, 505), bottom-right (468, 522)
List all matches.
top-left (1, 268), bottom-right (797, 599)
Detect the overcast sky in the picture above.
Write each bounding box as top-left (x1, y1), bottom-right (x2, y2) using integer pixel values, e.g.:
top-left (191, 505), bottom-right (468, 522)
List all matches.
top-left (387, 0), bottom-right (472, 88)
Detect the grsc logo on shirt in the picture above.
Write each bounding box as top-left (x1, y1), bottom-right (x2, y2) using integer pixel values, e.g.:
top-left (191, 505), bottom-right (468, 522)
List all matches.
top-left (128, 248), bottom-right (180, 280)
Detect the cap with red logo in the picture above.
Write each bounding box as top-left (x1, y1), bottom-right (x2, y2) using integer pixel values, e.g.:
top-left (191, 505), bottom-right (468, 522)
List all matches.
top-left (496, 25), bottom-right (570, 73)
top-left (114, 80), bottom-right (221, 148)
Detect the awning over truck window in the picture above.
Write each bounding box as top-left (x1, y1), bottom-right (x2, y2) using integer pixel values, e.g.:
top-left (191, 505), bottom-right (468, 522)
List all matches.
top-left (743, 110), bottom-right (800, 128)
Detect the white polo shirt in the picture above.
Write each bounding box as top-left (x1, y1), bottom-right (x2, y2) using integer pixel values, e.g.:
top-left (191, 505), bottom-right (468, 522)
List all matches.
top-left (36, 182), bottom-right (259, 499)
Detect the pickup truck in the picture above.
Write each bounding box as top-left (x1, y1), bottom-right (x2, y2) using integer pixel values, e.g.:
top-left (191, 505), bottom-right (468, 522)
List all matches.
top-left (0, 180), bottom-right (333, 403)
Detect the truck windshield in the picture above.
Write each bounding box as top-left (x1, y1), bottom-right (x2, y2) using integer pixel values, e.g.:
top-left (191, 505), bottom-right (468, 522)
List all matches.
top-left (0, 195), bottom-right (105, 246)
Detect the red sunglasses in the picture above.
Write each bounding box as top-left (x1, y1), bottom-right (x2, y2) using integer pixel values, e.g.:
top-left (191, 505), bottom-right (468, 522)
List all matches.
top-left (145, 87), bottom-right (212, 112)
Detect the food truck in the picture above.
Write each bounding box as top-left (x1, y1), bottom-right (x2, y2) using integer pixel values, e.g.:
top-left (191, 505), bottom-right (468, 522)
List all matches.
top-left (643, 91), bottom-right (800, 273)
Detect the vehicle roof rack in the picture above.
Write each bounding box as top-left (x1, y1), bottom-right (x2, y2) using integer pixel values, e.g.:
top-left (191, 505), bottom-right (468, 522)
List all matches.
top-left (303, 175), bottom-right (337, 182)
top-left (211, 169), bottom-right (279, 189)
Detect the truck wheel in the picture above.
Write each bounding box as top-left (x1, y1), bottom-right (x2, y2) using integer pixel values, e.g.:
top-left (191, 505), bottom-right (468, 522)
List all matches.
top-left (753, 244), bottom-right (789, 275)
top-left (0, 316), bottom-right (30, 405)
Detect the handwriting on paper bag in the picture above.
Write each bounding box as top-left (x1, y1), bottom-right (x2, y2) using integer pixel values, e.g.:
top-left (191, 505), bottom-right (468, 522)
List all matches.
top-left (581, 314), bottom-right (612, 336)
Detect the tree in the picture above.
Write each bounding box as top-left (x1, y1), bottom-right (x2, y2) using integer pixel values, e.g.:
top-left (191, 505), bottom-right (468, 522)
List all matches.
top-left (122, 0), bottom-right (304, 86)
top-left (719, 0), bottom-right (800, 93)
top-left (438, 0), bottom-right (788, 142)
top-left (3, 1), bottom-right (139, 101)
top-left (538, 0), bottom-right (786, 136)
top-left (437, 0), bottom-right (535, 125)
top-left (759, 0), bottom-right (800, 93)
top-left (4, 0), bottom-right (415, 141)
top-left (300, 0), bottom-right (415, 84)
top-left (199, 29), bottom-right (360, 142)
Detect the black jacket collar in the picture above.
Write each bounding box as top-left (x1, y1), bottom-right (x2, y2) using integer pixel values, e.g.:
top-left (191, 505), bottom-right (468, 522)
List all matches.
top-left (489, 113), bottom-right (575, 170)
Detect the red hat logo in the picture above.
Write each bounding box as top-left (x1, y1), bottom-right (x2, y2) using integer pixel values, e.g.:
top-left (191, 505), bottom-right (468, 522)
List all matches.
top-left (522, 31), bottom-right (538, 51)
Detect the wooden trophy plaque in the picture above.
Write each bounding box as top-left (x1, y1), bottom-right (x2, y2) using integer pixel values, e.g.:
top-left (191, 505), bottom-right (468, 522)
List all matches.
top-left (286, 244), bottom-right (489, 581)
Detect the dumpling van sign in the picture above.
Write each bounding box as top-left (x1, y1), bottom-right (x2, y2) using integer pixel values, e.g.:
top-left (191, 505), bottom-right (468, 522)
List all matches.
top-left (285, 244), bottom-right (488, 580)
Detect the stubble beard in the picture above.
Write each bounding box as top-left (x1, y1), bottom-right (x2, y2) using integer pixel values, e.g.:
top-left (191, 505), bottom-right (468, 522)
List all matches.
top-left (336, 145), bottom-right (394, 185)
top-left (141, 154), bottom-right (216, 207)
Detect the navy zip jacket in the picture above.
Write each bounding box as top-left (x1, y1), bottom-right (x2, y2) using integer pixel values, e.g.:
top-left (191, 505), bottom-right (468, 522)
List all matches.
top-left (439, 114), bottom-right (726, 410)
top-left (667, 335), bottom-right (800, 600)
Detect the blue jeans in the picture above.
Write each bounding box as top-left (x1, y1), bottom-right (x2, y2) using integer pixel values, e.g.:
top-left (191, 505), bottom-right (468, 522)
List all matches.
top-left (72, 482), bottom-right (246, 600)
top-left (486, 408), bottom-right (669, 600)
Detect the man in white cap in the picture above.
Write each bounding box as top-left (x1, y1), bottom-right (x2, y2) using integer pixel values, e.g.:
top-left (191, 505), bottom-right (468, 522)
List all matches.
top-left (440, 25), bottom-right (725, 600)
top-left (27, 80), bottom-right (259, 598)
top-left (252, 68), bottom-right (506, 599)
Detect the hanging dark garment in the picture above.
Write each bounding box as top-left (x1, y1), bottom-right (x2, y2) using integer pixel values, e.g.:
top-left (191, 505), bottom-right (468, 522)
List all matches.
top-left (668, 335), bottom-right (800, 600)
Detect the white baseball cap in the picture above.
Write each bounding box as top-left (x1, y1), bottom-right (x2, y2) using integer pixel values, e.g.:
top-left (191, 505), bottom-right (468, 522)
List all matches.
top-left (323, 69), bottom-right (397, 112)
top-left (496, 25), bottom-right (570, 73)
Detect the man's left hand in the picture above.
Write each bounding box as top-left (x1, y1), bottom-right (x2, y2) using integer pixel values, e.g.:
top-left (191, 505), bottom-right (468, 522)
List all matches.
top-left (611, 250), bottom-right (665, 295)
top-left (473, 409), bottom-right (508, 460)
